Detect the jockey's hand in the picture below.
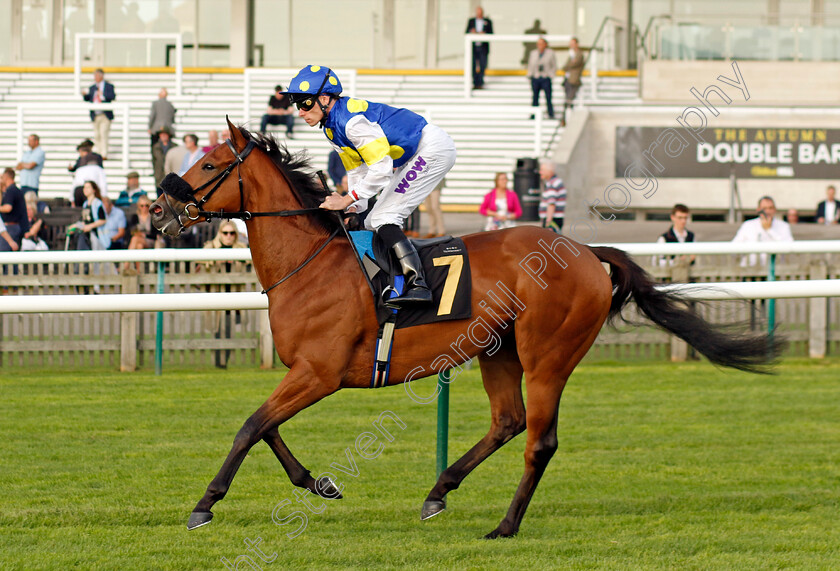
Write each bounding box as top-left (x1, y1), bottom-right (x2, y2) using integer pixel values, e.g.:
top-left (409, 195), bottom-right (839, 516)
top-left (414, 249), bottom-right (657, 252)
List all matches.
top-left (320, 192), bottom-right (355, 211)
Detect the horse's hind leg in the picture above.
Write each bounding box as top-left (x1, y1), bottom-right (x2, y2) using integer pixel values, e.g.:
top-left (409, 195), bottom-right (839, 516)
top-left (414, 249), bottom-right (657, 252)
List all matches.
top-left (421, 338), bottom-right (525, 520)
top-left (263, 428), bottom-right (342, 499)
top-left (484, 380), bottom-right (565, 539)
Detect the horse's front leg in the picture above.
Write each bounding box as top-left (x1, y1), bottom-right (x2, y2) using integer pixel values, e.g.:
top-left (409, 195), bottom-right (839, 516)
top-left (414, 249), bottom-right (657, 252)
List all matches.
top-left (263, 428), bottom-right (343, 499)
top-left (188, 367), bottom-right (339, 530)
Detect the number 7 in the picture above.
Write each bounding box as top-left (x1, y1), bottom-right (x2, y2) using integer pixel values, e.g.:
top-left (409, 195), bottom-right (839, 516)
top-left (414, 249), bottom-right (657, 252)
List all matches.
top-left (432, 255), bottom-right (464, 316)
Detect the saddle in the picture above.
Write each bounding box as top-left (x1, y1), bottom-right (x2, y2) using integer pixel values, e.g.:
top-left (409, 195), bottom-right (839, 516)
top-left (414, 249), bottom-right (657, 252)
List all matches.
top-left (350, 231), bottom-right (472, 329)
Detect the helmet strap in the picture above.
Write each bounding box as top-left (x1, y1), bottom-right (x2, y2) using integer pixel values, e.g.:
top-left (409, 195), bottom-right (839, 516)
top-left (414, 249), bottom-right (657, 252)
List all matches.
top-left (313, 69), bottom-right (333, 129)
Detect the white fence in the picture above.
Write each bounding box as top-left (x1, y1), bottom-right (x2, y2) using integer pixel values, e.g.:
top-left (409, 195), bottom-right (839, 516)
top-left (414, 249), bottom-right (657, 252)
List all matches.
top-left (3, 241), bottom-right (840, 314)
top-left (1, 241), bottom-right (839, 369)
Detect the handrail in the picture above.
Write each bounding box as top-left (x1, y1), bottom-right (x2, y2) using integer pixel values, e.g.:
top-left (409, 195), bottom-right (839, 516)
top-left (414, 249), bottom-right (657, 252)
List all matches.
top-left (4, 240), bottom-right (840, 266)
top-left (74, 32), bottom-right (183, 96)
top-left (16, 102), bottom-right (132, 170)
top-left (2, 280), bottom-right (840, 315)
top-left (585, 16), bottom-right (623, 68)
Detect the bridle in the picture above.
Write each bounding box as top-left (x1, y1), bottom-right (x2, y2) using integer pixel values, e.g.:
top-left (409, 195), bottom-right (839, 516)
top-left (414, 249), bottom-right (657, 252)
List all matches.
top-left (157, 137), bottom-right (340, 294)
top-left (158, 139), bottom-right (323, 233)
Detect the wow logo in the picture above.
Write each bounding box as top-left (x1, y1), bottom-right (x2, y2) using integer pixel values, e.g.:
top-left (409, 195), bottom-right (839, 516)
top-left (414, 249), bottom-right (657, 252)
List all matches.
top-left (394, 156), bottom-right (426, 194)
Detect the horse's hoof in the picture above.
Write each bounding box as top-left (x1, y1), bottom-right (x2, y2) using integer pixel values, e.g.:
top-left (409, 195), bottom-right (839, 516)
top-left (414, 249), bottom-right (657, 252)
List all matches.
top-left (187, 511), bottom-right (214, 530)
top-left (483, 527), bottom-right (516, 540)
top-left (420, 499), bottom-right (446, 520)
top-left (315, 476), bottom-right (343, 499)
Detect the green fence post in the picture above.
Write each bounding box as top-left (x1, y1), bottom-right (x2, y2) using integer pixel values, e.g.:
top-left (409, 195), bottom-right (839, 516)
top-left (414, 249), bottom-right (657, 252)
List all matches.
top-left (768, 253), bottom-right (776, 340)
top-left (436, 370), bottom-right (450, 478)
top-left (155, 261), bottom-right (165, 376)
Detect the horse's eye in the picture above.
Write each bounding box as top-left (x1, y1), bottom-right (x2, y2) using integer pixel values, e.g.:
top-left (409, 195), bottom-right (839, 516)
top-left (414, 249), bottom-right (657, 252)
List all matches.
top-left (202, 163), bottom-right (215, 171)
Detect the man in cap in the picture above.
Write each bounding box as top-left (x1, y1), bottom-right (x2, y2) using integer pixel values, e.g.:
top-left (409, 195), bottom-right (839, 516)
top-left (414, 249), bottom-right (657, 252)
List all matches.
top-left (115, 171), bottom-right (148, 207)
top-left (152, 126), bottom-right (177, 191)
top-left (284, 65), bottom-right (457, 307)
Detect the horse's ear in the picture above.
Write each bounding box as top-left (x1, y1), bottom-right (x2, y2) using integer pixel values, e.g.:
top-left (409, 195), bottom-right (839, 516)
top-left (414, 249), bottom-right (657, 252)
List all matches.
top-left (226, 115), bottom-right (246, 149)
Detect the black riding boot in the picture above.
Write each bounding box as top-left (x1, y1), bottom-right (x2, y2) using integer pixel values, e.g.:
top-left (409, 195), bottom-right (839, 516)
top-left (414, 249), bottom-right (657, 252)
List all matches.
top-left (389, 239), bottom-right (433, 307)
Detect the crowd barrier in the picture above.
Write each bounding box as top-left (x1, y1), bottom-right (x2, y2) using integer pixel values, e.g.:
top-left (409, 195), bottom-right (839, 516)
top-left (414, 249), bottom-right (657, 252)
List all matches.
top-left (2, 242), bottom-right (840, 370)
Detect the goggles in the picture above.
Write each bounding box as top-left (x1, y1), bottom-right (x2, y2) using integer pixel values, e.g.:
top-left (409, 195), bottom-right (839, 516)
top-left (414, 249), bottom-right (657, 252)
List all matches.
top-left (294, 96), bottom-right (317, 111)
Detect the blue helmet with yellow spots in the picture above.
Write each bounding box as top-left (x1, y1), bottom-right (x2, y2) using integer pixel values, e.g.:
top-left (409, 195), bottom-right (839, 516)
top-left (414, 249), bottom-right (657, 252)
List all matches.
top-left (285, 65), bottom-right (342, 104)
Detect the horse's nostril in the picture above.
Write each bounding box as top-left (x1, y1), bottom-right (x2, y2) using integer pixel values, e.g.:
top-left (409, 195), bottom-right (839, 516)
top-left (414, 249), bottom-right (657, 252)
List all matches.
top-left (150, 205), bottom-right (162, 215)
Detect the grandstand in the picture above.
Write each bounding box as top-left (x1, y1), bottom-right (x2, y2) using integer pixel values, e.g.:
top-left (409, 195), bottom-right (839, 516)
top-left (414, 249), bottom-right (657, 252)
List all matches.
top-left (0, 70), bottom-right (639, 208)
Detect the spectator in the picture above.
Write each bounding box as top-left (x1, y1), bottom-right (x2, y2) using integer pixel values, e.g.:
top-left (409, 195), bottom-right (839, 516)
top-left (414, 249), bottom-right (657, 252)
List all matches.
top-left (147, 87), bottom-right (176, 148)
top-left (202, 129), bottom-right (221, 153)
top-left (24, 189), bottom-right (49, 218)
top-left (16, 134), bottom-right (45, 195)
top-left (72, 180), bottom-right (110, 251)
top-left (164, 139), bottom-right (188, 179)
top-left (152, 127), bottom-right (177, 190)
top-left (528, 37), bottom-right (557, 119)
top-left (423, 178), bottom-right (446, 238)
top-left (815, 185), bottom-right (840, 224)
top-left (327, 149), bottom-right (347, 189)
top-left (70, 143), bottom-right (108, 207)
top-left (786, 208), bottom-right (800, 224)
top-left (115, 171), bottom-right (148, 207)
top-left (102, 194), bottom-right (127, 250)
top-left (68, 139), bottom-right (102, 172)
top-left (561, 37), bottom-right (584, 127)
top-left (124, 195), bottom-right (161, 272)
top-left (127, 195), bottom-right (161, 250)
top-left (81, 68), bottom-right (116, 158)
top-left (0, 216), bottom-right (19, 252)
top-left (538, 160), bottom-right (566, 232)
top-left (466, 6), bottom-right (493, 90)
top-left (199, 220), bottom-right (248, 369)
top-left (21, 200), bottom-right (49, 251)
top-left (178, 134), bottom-right (204, 176)
top-left (732, 195), bottom-right (793, 266)
top-left (479, 172), bottom-right (522, 231)
top-left (654, 203), bottom-right (695, 267)
top-left (260, 85), bottom-right (295, 138)
top-left (0, 168), bottom-right (30, 247)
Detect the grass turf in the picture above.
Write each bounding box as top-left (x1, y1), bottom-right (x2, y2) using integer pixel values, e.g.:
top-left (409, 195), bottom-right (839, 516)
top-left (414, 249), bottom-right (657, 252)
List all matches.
top-left (1, 359), bottom-right (838, 570)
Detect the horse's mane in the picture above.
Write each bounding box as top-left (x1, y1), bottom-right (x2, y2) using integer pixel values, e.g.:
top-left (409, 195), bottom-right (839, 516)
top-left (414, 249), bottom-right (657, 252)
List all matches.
top-left (237, 125), bottom-right (340, 233)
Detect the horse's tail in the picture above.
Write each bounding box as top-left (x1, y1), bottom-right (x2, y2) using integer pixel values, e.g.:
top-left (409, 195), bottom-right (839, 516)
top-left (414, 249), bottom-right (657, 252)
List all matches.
top-left (589, 246), bottom-right (785, 374)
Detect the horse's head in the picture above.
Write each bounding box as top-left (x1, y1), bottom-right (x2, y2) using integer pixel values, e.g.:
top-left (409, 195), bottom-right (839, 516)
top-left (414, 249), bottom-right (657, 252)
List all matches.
top-left (151, 117), bottom-right (257, 236)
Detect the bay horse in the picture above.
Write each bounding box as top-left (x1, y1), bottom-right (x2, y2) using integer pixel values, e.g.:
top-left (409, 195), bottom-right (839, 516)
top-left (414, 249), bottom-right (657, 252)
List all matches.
top-left (151, 119), bottom-right (783, 538)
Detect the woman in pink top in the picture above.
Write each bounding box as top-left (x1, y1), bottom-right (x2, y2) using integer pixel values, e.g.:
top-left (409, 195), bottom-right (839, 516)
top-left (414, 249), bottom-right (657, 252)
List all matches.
top-left (479, 172), bottom-right (523, 231)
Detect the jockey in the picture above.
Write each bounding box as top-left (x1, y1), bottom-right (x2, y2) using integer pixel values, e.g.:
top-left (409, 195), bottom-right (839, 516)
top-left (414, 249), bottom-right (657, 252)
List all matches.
top-left (283, 65), bottom-right (457, 307)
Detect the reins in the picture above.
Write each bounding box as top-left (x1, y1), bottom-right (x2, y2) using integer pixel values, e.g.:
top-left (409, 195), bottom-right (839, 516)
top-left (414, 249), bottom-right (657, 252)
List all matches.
top-left (161, 136), bottom-right (350, 294)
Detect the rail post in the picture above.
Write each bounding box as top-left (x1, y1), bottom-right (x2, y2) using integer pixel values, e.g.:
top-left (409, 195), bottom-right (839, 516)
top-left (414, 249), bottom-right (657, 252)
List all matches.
top-left (155, 262), bottom-right (165, 375)
top-left (436, 370), bottom-right (450, 478)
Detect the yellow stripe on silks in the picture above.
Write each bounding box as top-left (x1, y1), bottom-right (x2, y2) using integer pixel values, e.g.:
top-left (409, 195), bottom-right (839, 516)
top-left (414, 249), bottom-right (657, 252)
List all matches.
top-left (357, 137), bottom-right (390, 166)
top-left (339, 148), bottom-right (363, 171)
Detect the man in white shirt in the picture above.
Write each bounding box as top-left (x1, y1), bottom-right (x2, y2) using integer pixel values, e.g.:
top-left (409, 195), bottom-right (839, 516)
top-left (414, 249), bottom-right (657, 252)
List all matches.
top-left (732, 195), bottom-right (793, 266)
